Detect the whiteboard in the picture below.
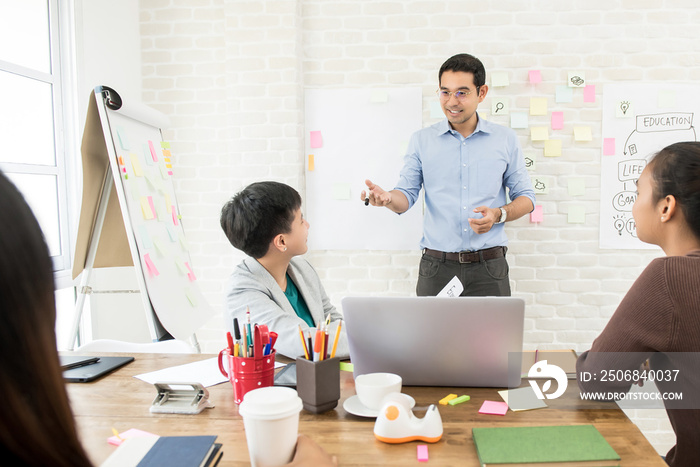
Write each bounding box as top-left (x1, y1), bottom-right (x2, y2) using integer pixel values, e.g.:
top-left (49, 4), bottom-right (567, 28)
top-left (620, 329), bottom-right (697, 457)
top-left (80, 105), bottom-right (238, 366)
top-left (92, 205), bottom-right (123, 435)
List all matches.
top-left (600, 84), bottom-right (698, 249)
top-left (304, 87), bottom-right (424, 250)
top-left (77, 88), bottom-right (215, 341)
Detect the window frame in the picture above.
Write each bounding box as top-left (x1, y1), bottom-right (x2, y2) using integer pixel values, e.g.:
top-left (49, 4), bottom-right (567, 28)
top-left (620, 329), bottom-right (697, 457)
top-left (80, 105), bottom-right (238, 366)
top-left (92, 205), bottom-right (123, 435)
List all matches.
top-left (0, 0), bottom-right (78, 287)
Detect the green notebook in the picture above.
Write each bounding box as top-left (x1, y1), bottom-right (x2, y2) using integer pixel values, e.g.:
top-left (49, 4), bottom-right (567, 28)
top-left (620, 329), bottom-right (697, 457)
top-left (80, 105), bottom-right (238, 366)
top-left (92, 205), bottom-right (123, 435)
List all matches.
top-left (472, 425), bottom-right (620, 467)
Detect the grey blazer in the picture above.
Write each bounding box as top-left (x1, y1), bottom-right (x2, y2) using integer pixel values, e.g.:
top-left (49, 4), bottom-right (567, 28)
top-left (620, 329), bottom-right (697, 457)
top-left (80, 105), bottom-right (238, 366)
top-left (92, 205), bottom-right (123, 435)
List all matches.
top-left (224, 256), bottom-right (349, 359)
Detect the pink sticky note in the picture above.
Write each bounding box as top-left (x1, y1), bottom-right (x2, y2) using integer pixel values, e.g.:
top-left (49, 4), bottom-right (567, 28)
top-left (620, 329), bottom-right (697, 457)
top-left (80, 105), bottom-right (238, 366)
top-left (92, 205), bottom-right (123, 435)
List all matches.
top-left (530, 205), bottom-right (543, 223)
top-left (143, 253), bottom-right (159, 277)
top-left (584, 85), bottom-right (596, 103)
top-left (148, 140), bottom-right (158, 162)
top-left (147, 196), bottom-right (156, 218)
top-left (310, 130), bottom-right (323, 149)
top-left (107, 428), bottom-right (157, 447)
top-left (528, 70), bottom-right (542, 84)
top-left (417, 444), bottom-right (429, 462)
top-left (185, 261), bottom-right (197, 281)
top-left (603, 137), bottom-right (616, 156)
top-left (551, 111), bottom-right (564, 130)
top-left (479, 400), bottom-right (508, 415)
top-left (172, 208), bottom-right (179, 226)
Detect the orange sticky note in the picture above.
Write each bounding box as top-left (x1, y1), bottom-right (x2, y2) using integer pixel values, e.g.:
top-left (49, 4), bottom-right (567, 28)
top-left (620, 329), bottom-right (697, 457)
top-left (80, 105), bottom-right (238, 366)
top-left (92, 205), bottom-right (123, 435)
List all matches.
top-left (308, 154), bottom-right (315, 171)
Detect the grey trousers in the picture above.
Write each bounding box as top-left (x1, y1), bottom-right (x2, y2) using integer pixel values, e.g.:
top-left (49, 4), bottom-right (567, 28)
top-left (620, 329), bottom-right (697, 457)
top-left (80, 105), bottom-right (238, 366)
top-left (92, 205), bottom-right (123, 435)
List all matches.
top-left (415, 252), bottom-right (511, 297)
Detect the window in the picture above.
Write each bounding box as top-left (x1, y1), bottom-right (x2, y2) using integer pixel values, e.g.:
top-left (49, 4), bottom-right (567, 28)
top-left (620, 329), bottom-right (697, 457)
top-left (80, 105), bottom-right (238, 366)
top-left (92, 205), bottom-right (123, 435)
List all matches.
top-left (0, 0), bottom-right (73, 273)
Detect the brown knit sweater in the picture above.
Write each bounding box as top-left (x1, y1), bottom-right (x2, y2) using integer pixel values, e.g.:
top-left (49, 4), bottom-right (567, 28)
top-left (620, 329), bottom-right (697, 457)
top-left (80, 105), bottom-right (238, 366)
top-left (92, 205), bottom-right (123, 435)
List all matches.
top-left (577, 250), bottom-right (700, 467)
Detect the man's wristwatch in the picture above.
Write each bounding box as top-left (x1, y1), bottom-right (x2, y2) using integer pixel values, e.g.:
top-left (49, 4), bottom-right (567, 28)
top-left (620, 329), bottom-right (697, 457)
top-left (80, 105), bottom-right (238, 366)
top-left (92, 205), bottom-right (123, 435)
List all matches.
top-left (496, 207), bottom-right (507, 224)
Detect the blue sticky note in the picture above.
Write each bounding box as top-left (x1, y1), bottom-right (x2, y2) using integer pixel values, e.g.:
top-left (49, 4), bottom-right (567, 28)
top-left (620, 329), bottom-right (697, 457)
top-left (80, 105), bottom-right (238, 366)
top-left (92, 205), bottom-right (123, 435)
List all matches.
top-left (139, 225), bottom-right (153, 249)
top-left (556, 85), bottom-right (574, 103)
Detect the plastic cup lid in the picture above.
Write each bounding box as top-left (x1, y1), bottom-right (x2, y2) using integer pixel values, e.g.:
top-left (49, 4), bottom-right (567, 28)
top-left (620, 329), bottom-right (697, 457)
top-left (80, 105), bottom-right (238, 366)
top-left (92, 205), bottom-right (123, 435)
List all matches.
top-left (239, 386), bottom-right (303, 420)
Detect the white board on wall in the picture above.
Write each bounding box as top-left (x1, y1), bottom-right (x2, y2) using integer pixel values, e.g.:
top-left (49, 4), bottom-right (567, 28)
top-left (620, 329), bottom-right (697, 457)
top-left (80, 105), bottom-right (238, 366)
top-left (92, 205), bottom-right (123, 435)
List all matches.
top-left (600, 84), bottom-right (697, 250)
top-left (304, 87), bottom-right (424, 250)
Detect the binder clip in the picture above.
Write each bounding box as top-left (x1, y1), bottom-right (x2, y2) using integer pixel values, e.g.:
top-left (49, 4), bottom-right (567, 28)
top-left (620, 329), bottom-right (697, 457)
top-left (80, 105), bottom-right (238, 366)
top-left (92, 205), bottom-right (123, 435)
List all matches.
top-left (150, 382), bottom-right (215, 415)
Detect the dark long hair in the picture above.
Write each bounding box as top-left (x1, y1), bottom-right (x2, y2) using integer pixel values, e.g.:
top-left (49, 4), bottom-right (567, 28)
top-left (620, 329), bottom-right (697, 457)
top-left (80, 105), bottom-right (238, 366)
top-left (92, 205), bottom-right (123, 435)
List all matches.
top-left (0, 172), bottom-right (93, 466)
top-left (648, 141), bottom-right (700, 240)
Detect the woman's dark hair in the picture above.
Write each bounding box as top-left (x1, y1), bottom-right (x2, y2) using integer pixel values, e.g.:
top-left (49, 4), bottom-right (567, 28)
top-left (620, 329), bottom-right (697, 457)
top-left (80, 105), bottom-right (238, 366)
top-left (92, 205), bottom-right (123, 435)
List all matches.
top-left (0, 171), bottom-right (93, 466)
top-left (648, 141), bottom-right (700, 239)
top-left (438, 53), bottom-right (486, 88)
top-left (220, 181), bottom-right (302, 258)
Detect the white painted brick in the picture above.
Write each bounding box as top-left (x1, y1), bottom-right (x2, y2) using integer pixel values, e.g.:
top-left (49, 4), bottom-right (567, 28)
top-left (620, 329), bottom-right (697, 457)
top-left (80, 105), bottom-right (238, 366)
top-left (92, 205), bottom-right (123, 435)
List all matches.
top-left (137, 3), bottom-right (700, 447)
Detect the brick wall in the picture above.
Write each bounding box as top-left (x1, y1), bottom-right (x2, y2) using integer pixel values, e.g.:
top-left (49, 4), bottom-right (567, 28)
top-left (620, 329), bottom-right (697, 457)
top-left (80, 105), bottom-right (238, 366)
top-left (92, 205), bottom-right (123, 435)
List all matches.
top-left (139, 0), bottom-right (699, 453)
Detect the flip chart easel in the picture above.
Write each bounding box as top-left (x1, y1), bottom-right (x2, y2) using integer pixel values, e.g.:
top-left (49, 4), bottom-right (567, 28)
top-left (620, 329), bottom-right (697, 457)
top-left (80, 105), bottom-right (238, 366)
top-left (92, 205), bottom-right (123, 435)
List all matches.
top-left (68, 86), bottom-right (214, 350)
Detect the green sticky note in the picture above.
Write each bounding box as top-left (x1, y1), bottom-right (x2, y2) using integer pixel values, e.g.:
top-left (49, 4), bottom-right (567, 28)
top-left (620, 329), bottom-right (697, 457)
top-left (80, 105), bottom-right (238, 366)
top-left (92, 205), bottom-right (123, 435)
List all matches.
top-left (448, 395), bottom-right (471, 406)
top-left (339, 362), bottom-right (354, 372)
top-left (568, 205), bottom-right (586, 224)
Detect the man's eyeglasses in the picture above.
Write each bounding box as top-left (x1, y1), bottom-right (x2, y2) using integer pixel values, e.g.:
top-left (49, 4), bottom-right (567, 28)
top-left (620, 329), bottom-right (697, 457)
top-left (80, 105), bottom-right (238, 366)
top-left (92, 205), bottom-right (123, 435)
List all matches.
top-left (436, 88), bottom-right (478, 101)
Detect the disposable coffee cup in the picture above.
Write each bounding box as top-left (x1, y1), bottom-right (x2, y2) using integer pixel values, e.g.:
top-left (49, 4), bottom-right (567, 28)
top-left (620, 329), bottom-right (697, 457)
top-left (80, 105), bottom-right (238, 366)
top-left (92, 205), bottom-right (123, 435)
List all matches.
top-left (239, 386), bottom-right (303, 467)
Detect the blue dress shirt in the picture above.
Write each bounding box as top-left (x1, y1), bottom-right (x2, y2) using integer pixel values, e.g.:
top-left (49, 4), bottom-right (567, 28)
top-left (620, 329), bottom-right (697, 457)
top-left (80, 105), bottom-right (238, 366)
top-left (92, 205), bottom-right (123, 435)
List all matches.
top-left (394, 115), bottom-right (536, 253)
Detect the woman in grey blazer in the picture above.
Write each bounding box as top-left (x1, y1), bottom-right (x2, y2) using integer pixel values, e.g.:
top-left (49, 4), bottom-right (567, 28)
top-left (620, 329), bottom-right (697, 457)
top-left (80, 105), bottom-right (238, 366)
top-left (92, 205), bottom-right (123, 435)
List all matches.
top-left (220, 181), bottom-right (349, 359)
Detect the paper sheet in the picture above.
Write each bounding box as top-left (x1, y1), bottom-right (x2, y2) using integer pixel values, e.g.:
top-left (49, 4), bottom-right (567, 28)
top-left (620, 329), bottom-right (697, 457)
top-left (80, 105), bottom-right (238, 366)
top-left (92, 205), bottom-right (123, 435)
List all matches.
top-left (498, 387), bottom-right (547, 411)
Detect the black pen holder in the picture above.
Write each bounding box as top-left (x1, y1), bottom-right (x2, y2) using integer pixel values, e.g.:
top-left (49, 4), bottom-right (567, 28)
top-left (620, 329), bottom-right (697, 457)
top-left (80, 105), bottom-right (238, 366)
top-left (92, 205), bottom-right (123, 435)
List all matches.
top-left (295, 357), bottom-right (340, 414)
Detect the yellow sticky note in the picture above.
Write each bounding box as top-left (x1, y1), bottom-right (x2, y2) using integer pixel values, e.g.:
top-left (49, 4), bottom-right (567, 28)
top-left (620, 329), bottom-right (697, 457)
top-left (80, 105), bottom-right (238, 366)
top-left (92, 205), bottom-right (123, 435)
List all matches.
top-left (568, 205), bottom-right (586, 224)
top-left (530, 127), bottom-right (549, 141)
top-left (175, 256), bottom-right (188, 274)
top-left (153, 237), bottom-right (168, 257)
top-left (439, 394), bottom-right (459, 405)
top-left (185, 287), bottom-right (197, 306)
top-left (332, 183), bottom-right (351, 200)
top-left (491, 71), bottom-right (509, 87)
top-left (544, 139), bottom-right (562, 157)
top-left (308, 154), bottom-right (314, 171)
top-left (568, 178), bottom-right (586, 196)
top-left (140, 197), bottom-right (154, 220)
top-left (130, 154), bottom-right (144, 177)
top-left (165, 193), bottom-right (172, 213)
top-left (574, 126), bottom-right (593, 142)
top-left (160, 141), bottom-right (171, 149)
top-left (179, 232), bottom-right (190, 252)
top-left (369, 90), bottom-right (388, 103)
top-left (529, 97), bottom-right (548, 116)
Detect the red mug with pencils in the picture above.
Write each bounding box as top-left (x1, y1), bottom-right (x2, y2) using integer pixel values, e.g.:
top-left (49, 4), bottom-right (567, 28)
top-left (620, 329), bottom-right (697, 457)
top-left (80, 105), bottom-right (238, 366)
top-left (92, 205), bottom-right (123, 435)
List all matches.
top-left (218, 323), bottom-right (278, 404)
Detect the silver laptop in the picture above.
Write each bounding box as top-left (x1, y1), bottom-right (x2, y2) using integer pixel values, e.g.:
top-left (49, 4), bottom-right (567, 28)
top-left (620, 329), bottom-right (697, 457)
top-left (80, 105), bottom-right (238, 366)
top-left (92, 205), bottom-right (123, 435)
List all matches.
top-left (341, 296), bottom-right (524, 388)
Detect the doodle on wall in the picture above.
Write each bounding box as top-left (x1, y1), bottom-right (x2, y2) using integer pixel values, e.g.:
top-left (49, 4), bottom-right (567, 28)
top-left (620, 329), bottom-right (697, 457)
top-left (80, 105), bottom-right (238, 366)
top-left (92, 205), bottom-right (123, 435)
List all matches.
top-left (601, 85), bottom-right (698, 249)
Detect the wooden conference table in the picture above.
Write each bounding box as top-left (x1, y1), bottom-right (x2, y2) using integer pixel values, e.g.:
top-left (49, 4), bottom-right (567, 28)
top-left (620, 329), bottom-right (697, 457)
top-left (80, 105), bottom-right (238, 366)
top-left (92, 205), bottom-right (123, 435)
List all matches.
top-left (66, 353), bottom-right (666, 466)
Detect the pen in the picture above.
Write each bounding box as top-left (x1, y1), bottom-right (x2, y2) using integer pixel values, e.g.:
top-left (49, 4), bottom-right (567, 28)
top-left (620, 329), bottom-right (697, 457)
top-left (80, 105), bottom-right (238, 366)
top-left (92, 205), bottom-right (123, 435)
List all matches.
top-left (314, 329), bottom-right (323, 361)
top-left (234, 342), bottom-right (239, 357)
top-left (330, 320), bottom-right (342, 358)
top-left (324, 330), bottom-right (329, 360)
top-left (226, 331), bottom-right (234, 353)
top-left (242, 327), bottom-right (248, 358)
top-left (364, 197), bottom-right (369, 206)
top-left (246, 307), bottom-right (253, 348)
top-left (298, 325), bottom-right (310, 360)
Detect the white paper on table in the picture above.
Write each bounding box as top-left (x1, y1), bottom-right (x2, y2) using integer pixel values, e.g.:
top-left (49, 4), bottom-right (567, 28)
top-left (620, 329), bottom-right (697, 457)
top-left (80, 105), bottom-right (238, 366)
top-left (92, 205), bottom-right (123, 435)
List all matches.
top-left (437, 276), bottom-right (464, 297)
top-left (134, 357), bottom-right (287, 387)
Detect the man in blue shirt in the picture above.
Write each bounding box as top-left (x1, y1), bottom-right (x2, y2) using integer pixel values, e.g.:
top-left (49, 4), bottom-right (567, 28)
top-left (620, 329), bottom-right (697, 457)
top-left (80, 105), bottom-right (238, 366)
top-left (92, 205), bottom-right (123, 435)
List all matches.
top-left (361, 53), bottom-right (536, 297)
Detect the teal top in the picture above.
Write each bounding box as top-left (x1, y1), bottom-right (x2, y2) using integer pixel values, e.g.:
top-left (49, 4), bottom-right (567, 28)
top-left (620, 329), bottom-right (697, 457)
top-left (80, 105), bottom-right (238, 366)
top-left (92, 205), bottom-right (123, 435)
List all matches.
top-left (284, 273), bottom-right (315, 327)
